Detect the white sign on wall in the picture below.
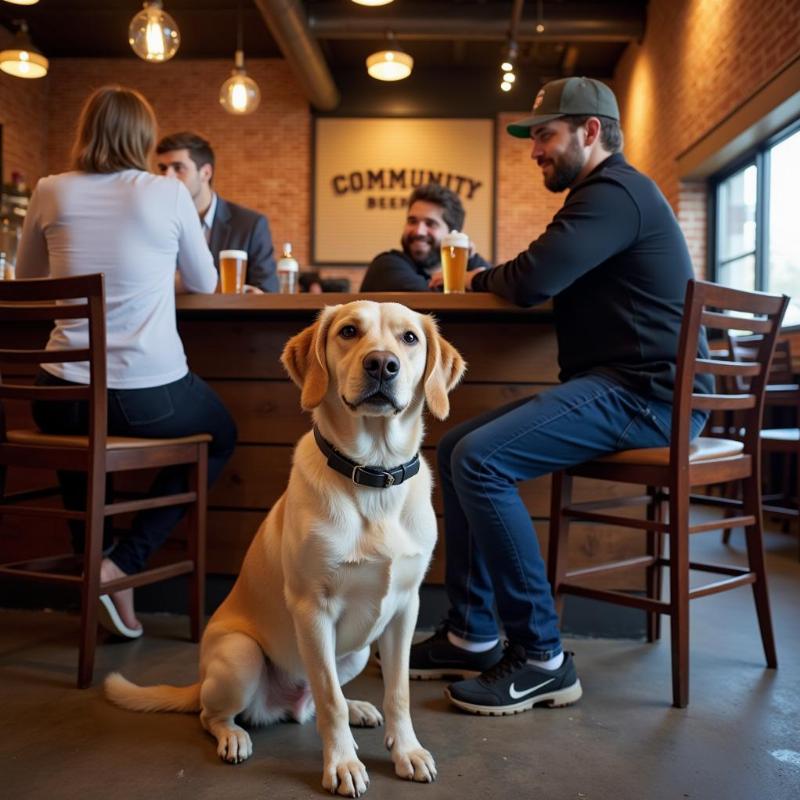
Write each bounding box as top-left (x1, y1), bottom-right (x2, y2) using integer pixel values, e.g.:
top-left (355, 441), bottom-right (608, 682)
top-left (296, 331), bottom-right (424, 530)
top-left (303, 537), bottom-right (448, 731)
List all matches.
top-left (314, 117), bottom-right (495, 265)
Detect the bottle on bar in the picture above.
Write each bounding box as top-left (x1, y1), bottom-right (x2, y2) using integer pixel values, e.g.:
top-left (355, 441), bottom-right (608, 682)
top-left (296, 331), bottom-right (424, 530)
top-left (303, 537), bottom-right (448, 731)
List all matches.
top-left (277, 242), bottom-right (299, 294)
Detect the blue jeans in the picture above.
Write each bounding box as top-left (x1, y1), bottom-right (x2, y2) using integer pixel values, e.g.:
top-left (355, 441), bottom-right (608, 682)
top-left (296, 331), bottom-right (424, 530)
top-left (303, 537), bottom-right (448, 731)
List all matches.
top-left (438, 372), bottom-right (707, 661)
top-left (32, 370), bottom-right (237, 575)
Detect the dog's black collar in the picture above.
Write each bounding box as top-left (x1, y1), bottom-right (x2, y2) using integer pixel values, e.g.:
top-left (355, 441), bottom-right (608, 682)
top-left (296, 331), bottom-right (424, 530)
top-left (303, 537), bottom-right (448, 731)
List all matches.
top-left (313, 425), bottom-right (420, 489)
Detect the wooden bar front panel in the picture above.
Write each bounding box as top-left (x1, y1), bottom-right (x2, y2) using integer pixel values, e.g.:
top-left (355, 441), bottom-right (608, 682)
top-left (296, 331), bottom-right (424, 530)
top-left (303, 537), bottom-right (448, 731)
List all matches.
top-left (175, 294), bottom-right (646, 588)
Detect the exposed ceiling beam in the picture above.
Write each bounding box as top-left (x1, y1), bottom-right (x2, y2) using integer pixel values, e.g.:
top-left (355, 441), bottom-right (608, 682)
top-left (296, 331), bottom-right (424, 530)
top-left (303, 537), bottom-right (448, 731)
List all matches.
top-left (308, 4), bottom-right (644, 43)
top-left (253, 0), bottom-right (339, 111)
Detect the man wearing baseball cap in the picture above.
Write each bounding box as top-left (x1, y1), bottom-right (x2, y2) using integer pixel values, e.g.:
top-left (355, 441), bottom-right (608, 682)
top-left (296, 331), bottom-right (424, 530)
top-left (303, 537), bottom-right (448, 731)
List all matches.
top-left (419, 77), bottom-right (712, 715)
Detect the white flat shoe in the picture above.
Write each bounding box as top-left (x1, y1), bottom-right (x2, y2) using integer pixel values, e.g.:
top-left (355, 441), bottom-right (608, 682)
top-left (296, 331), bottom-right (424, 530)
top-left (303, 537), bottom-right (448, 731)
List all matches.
top-left (98, 594), bottom-right (143, 639)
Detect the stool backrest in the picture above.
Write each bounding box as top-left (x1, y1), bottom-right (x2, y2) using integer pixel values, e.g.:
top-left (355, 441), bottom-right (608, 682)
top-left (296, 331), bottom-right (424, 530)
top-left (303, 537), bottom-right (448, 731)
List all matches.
top-left (0, 274), bottom-right (107, 459)
top-left (728, 335), bottom-right (794, 387)
top-left (673, 280), bottom-right (789, 471)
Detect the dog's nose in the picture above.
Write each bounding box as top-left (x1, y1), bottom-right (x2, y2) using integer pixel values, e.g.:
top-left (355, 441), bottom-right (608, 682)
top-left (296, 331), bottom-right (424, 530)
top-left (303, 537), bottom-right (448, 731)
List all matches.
top-left (363, 350), bottom-right (400, 382)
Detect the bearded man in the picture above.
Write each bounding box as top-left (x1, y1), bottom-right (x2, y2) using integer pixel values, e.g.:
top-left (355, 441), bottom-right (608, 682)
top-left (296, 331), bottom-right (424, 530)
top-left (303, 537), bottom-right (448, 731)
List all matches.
top-left (419, 76), bottom-right (711, 716)
top-left (360, 182), bottom-right (489, 291)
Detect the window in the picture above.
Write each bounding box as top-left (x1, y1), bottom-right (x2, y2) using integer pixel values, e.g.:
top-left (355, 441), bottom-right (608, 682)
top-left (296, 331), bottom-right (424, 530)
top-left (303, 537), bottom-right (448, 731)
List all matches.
top-left (712, 123), bottom-right (800, 327)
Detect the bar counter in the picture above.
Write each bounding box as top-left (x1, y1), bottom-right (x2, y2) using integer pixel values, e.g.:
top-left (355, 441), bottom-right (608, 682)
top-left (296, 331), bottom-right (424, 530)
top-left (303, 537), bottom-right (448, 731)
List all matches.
top-left (0, 293), bottom-right (644, 590)
top-left (176, 293), bottom-right (643, 586)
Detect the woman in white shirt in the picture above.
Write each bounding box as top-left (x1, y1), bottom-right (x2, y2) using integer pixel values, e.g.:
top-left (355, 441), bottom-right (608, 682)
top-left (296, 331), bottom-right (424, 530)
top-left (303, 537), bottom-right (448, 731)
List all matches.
top-left (16, 85), bottom-right (237, 640)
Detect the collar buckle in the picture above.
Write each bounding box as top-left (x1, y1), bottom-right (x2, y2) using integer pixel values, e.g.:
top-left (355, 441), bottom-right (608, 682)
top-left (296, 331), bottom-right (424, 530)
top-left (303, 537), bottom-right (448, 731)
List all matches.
top-left (351, 464), bottom-right (365, 485)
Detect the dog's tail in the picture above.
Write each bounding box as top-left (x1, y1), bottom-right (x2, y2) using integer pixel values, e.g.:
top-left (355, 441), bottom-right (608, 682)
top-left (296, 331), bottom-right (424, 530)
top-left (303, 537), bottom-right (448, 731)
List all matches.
top-left (104, 672), bottom-right (201, 713)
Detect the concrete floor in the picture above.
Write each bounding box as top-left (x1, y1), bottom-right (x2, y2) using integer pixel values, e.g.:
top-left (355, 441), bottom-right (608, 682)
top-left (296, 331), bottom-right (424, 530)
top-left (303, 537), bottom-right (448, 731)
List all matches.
top-left (2, 529), bottom-right (799, 800)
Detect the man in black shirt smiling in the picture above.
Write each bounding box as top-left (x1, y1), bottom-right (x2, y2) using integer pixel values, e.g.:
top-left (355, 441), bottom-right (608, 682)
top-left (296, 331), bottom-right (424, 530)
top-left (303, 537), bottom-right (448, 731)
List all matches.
top-left (419, 77), bottom-right (711, 716)
top-left (360, 182), bottom-right (489, 291)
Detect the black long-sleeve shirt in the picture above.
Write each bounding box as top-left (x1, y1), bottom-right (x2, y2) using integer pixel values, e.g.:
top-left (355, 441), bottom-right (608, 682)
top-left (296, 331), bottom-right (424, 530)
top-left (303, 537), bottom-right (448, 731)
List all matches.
top-left (360, 248), bottom-right (490, 292)
top-left (472, 153), bottom-right (711, 402)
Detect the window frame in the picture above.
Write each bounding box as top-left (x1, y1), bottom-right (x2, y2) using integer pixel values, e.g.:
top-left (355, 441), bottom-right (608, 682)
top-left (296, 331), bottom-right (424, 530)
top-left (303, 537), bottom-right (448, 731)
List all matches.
top-left (709, 117), bottom-right (800, 293)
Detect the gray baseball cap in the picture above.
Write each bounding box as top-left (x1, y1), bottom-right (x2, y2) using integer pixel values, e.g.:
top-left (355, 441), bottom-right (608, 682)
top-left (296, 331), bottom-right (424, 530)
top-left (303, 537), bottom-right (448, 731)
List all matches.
top-left (507, 77), bottom-right (620, 138)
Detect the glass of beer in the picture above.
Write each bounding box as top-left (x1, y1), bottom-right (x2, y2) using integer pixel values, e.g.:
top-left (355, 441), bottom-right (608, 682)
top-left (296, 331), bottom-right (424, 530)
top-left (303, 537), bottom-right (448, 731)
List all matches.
top-left (440, 230), bottom-right (469, 294)
top-left (219, 249), bottom-right (247, 294)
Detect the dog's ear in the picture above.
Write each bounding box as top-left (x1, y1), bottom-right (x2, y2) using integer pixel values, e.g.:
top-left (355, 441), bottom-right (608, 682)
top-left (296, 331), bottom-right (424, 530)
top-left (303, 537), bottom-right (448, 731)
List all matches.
top-left (281, 306), bottom-right (339, 410)
top-left (421, 314), bottom-right (466, 420)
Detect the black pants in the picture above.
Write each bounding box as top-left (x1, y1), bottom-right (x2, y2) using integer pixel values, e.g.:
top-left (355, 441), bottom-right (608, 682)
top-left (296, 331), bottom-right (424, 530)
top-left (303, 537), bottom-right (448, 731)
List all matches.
top-left (32, 370), bottom-right (237, 574)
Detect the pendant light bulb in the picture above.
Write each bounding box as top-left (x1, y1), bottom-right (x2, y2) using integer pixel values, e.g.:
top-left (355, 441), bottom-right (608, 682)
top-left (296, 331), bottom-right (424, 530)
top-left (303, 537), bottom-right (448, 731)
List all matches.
top-left (351, 0), bottom-right (394, 5)
top-left (129, 0), bottom-right (180, 63)
top-left (220, 51), bottom-right (260, 115)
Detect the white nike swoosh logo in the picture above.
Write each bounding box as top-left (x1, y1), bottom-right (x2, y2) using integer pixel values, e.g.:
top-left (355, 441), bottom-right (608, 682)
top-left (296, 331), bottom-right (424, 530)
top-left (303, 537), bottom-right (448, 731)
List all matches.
top-left (509, 678), bottom-right (555, 699)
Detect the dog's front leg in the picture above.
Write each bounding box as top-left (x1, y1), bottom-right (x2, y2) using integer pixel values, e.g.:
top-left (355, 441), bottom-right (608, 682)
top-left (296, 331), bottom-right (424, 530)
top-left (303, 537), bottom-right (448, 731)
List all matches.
top-left (378, 593), bottom-right (437, 783)
top-left (293, 602), bottom-right (369, 798)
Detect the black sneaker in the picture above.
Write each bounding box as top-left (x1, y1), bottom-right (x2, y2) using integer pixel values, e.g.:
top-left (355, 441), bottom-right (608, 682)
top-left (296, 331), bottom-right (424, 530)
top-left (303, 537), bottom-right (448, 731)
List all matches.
top-left (376, 623), bottom-right (504, 680)
top-left (444, 643), bottom-right (582, 715)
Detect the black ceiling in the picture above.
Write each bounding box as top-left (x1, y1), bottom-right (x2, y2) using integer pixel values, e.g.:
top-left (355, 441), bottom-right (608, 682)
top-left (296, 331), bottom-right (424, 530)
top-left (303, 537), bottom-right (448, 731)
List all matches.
top-left (1, 1), bottom-right (648, 114)
top-left (2, 1), bottom-right (647, 75)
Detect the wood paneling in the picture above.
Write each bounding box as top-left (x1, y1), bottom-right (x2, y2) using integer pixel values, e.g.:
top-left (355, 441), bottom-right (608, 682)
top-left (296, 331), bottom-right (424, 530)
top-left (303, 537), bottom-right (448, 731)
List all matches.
top-left (211, 381), bottom-right (551, 446)
top-left (183, 319), bottom-right (560, 384)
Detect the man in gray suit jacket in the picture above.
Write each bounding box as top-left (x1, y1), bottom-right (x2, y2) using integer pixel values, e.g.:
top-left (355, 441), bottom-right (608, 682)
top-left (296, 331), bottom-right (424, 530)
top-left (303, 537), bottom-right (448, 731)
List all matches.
top-left (156, 132), bottom-right (278, 293)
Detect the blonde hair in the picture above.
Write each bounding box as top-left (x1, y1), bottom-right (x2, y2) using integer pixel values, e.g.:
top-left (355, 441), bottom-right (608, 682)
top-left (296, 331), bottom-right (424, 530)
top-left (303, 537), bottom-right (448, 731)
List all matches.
top-left (71, 86), bottom-right (157, 174)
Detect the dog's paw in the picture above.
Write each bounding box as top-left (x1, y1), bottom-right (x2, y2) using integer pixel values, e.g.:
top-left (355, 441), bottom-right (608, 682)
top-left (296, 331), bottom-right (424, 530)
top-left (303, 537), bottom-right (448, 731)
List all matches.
top-left (216, 726), bottom-right (253, 764)
top-left (322, 753), bottom-right (369, 797)
top-left (347, 699), bottom-right (383, 727)
top-left (389, 744), bottom-right (437, 783)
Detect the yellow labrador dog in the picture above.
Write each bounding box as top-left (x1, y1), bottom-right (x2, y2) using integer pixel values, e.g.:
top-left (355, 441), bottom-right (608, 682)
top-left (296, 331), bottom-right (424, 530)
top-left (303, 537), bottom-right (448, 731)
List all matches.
top-left (105, 300), bottom-right (465, 797)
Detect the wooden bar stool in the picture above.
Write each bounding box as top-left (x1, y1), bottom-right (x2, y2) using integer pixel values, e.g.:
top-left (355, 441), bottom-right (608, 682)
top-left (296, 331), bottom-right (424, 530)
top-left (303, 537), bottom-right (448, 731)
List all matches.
top-left (724, 336), bottom-right (799, 557)
top-left (547, 280), bottom-right (789, 708)
top-left (0, 274), bottom-right (209, 688)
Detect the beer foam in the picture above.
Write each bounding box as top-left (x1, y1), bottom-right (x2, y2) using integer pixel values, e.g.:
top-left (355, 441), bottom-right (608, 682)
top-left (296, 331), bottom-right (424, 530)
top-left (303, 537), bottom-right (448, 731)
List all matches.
top-left (441, 230), bottom-right (469, 249)
top-left (219, 249), bottom-right (248, 260)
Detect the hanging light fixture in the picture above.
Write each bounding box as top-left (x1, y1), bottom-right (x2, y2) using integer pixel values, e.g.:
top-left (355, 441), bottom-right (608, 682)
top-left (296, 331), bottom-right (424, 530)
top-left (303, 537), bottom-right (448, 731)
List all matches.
top-left (2, 1), bottom-right (41, 5)
top-left (219, 2), bottom-right (260, 115)
top-left (366, 33), bottom-right (413, 82)
top-left (351, 0), bottom-right (394, 5)
top-left (499, 40), bottom-right (517, 93)
top-left (0, 20), bottom-right (48, 79)
top-left (128, 1), bottom-right (180, 63)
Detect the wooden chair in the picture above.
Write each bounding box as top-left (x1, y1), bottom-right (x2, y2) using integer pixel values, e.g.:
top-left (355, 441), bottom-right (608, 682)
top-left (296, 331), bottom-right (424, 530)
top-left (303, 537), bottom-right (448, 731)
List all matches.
top-left (0, 274), bottom-right (209, 688)
top-left (725, 336), bottom-right (799, 556)
top-left (547, 280), bottom-right (789, 708)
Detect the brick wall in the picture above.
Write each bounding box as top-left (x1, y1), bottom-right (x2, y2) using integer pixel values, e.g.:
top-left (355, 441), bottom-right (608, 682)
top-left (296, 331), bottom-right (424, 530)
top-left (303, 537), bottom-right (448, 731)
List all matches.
top-left (4, 0), bottom-right (799, 279)
top-left (44, 58), bottom-right (312, 266)
top-left (613, 0), bottom-right (800, 276)
top-left (678, 182), bottom-right (707, 278)
top-left (495, 113), bottom-right (566, 264)
top-left (0, 74), bottom-right (48, 189)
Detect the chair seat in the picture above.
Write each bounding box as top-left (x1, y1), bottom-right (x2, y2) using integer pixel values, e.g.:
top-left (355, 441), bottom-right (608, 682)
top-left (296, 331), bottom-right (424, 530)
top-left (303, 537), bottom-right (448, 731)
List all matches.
top-left (594, 436), bottom-right (744, 466)
top-left (6, 428), bottom-right (212, 450)
top-left (761, 428), bottom-right (800, 443)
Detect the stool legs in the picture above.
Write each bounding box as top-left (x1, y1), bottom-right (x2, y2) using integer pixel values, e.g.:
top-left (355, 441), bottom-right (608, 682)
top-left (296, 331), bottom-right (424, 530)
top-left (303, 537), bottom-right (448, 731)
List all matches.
top-left (547, 471), bottom-right (573, 619)
top-left (187, 446), bottom-right (208, 643)
top-left (645, 485), bottom-right (664, 643)
top-left (78, 470), bottom-right (105, 689)
top-left (742, 476), bottom-right (777, 668)
top-left (668, 491), bottom-right (690, 708)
